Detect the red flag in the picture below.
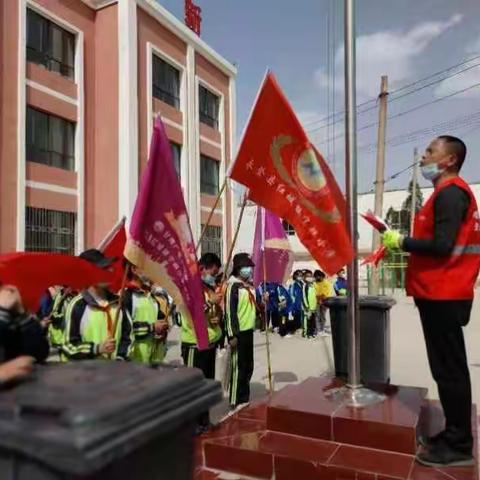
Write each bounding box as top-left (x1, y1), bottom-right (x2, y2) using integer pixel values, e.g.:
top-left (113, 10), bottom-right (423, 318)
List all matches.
top-left (361, 210), bottom-right (388, 233)
top-left (98, 217), bottom-right (127, 292)
top-left (361, 246), bottom-right (387, 267)
top-left (124, 117), bottom-right (208, 349)
top-left (230, 72), bottom-right (353, 275)
top-left (0, 252), bottom-right (112, 312)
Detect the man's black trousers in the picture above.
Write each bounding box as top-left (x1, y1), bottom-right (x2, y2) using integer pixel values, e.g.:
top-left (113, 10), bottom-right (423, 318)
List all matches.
top-left (415, 298), bottom-right (473, 454)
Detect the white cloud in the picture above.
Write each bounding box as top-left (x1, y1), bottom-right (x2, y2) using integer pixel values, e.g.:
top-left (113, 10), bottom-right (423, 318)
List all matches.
top-left (434, 35), bottom-right (480, 99)
top-left (314, 14), bottom-right (463, 100)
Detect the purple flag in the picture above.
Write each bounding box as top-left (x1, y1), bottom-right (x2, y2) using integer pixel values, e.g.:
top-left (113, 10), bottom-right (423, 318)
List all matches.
top-left (252, 206), bottom-right (294, 286)
top-left (124, 117), bottom-right (208, 349)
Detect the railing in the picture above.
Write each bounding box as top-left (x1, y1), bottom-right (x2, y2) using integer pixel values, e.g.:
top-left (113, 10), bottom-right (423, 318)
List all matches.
top-left (364, 256), bottom-right (408, 294)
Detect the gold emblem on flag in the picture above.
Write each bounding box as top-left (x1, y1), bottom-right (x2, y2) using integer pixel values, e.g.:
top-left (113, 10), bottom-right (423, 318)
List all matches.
top-left (270, 135), bottom-right (340, 223)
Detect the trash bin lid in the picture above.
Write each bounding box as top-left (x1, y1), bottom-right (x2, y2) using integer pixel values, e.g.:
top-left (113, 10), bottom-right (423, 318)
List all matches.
top-left (0, 361), bottom-right (221, 475)
top-left (324, 295), bottom-right (396, 309)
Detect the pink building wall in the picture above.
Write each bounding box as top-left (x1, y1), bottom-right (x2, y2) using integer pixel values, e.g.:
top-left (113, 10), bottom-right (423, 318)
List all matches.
top-left (0, 0), bottom-right (236, 256)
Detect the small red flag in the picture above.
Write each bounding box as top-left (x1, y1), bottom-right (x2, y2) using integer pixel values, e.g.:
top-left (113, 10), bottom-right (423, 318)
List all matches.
top-left (230, 72), bottom-right (353, 275)
top-left (361, 246), bottom-right (387, 267)
top-left (361, 210), bottom-right (388, 233)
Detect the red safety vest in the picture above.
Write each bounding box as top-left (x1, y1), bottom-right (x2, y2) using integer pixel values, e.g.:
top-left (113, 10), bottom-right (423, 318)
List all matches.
top-left (406, 176), bottom-right (480, 300)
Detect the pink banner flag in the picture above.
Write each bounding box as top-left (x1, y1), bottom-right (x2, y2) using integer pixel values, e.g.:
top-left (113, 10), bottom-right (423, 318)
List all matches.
top-left (252, 206), bottom-right (294, 286)
top-left (124, 117), bottom-right (208, 349)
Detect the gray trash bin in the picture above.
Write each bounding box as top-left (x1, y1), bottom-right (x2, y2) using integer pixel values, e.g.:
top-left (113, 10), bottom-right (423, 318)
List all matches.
top-left (324, 295), bottom-right (396, 384)
top-left (0, 361), bottom-right (222, 480)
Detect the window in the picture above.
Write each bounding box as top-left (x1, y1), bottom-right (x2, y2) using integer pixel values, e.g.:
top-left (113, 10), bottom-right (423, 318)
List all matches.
top-left (25, 207), bottom-right (76, 254)
top-left (26, 107), bottom-right (75, 170)
top-left (200, 155), bottom-right (220, 195)
top-left (199, 85), bottom-right (219, 130)
top-left (282, 220), bottom-right (295, 236)
top-left (26, 9), bottom-right (75, 79)
top-left (170, 142), bottom-right (181, 179)
top-left (201, 225), bottom-right (222, 260)
top-left (152, 55), bottom-right (181, 109)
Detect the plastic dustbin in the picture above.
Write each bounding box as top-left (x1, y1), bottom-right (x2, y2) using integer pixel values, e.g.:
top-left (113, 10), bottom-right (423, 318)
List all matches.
top-left (0, 361), bottom-right (222, 480)
top-left (323, 295), bottom-right (396, 384)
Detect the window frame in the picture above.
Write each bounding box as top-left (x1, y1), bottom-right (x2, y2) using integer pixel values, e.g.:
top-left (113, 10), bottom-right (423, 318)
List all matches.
top-left (198, 84), bottom-right (220, 130)
top-left (26, 8), bottom-right (76, 80)
top-left (282, 220), bottom-right (295, 236)
top-left (200, 224), bottom-right (223, 260)
top-left (25, 206), bottom-right (76, 255)
top-left (200, 154), bottom-right (220, 196)
top-left (26, 106), bottom-right (75, 171)
top-left (152, 54), bottom-right (181, 110)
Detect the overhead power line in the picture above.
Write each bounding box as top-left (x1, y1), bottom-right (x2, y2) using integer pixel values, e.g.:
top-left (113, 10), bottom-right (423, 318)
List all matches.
top-left (311, 81), bottom-right (480, 144)
top-left (303, 53), bottom-right (480, 131)
top-left (359, 110), bottom-right (480, 153)
top-left (364, 121), bottom-right (480, 192)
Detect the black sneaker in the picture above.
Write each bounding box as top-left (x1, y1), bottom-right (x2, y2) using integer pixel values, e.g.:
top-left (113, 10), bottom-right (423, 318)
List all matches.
top-left (416, 442), bottom-right (474, 468)
top-left (418, 430), bottom-right (445, 448)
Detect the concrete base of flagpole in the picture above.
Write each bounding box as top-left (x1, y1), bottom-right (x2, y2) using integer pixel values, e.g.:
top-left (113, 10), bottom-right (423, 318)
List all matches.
top-left (324, 384), bottom-right (386, 408)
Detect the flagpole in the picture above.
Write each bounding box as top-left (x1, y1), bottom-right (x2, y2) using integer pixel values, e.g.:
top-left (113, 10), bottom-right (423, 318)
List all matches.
top-left (222, 192), bottom-right (248, 279)
top-left (97, 216), bottom-right (126, 252)
top-left (260, 207), bottom-right (274, 393)
top-left (343, 0), bottom-right (385, 406)
top-left (195, 178), bottom-right (228, 254)
top-left (111, 263), bottom-right (130, 355)
top-left (344, 0), bottom-right (360, 390)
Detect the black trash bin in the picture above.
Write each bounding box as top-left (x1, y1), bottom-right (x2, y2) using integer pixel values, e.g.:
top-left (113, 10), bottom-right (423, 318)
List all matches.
top-left (0, 361), bottom-right (222, 480)
top-left (324, 295), bottom-right (396, 384)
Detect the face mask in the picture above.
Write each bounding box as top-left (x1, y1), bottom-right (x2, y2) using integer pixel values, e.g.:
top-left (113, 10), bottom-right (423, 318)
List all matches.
top-left (421, 163), bottom-right (444, 181)
top-left (305, 277), bottom-right (313, 283)
top-left (202, 273), bottom-right (216, 287)
top-left (239, 267), bottom-right (253, 280)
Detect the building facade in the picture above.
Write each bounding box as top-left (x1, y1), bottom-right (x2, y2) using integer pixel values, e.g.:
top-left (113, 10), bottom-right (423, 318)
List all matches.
top-left (0, 0), bottom-right (237, 259)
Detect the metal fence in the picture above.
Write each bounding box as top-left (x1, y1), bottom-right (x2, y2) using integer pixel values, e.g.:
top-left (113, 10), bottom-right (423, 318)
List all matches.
top-left (25, 207), bottom-right (76, 254)
top-left (365, 253), bottom-right (409, 294)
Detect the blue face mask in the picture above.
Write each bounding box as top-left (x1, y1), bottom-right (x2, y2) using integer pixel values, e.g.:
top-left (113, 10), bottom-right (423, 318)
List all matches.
top-left (421, 163), bottom-right (444, 181)
top-left (239, 266), bottom-right (253, 280)
top-left (202, 273), bottom-right (216, 287)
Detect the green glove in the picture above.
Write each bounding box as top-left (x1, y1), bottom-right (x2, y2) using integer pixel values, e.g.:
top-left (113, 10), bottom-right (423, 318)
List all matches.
top-left (382, 230), bottom-right (404, 250)
top-left (338, 288), bottom-right (347, 296)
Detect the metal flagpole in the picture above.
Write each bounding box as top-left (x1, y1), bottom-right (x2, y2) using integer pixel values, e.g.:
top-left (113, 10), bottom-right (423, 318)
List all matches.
top-left (342, 0), bottom-right (385, 406)
top-left (344, 0), bottom-right (361, 390)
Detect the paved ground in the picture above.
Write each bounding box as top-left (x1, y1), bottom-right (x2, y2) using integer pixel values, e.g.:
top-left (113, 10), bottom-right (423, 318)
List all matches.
top-left (165, 291), bottom-right (480, 421)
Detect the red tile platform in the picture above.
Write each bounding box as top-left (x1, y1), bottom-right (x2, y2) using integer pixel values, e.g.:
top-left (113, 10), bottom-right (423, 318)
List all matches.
top-left (195, 376), bottom-right (479, 480)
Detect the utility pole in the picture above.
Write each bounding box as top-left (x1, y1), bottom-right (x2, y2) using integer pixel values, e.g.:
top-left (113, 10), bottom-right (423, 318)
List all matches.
top-left (410, 147), bottom-right (419, 236)
top-left (368, 75), bottom-right (388, 295)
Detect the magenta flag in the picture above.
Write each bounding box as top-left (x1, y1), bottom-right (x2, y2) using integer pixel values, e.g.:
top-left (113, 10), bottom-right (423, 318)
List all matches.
top-left (124, 117), bottom-right (208, 349)
top-left (252, 206), bottom-right (294, 286)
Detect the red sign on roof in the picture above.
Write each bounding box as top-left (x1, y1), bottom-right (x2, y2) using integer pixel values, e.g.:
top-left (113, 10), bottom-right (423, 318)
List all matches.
top-left (185, 0), bottom-right (201, 36)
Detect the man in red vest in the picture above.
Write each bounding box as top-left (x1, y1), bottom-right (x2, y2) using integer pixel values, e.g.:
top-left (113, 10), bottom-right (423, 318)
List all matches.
top-left (382, 136), bottom-right (480, 468)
